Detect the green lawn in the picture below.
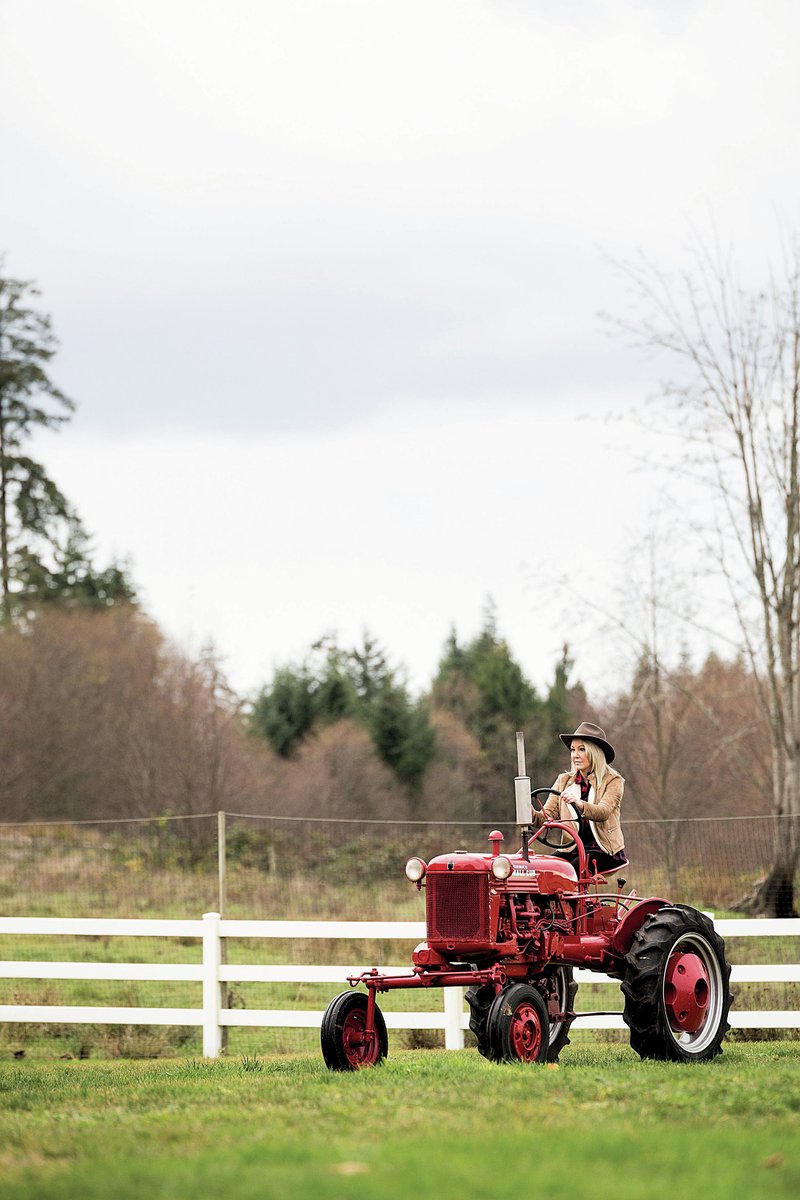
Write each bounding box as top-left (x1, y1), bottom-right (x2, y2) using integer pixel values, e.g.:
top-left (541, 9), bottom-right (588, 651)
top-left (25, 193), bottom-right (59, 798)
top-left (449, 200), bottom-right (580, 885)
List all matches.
top-left (1, 1043), bottom-right (798, 1199)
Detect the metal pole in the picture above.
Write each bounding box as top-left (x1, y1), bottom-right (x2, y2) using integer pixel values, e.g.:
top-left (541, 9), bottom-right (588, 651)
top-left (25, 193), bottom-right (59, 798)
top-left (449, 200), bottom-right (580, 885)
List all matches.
top-left (514, 731), bottom-right (533, 828)
top-left (516, 730), bottom-right (526, 777)
top-left (217, 811), bottom-right (227, 918)
top-left (217, 812), bottom-right (228, 1052)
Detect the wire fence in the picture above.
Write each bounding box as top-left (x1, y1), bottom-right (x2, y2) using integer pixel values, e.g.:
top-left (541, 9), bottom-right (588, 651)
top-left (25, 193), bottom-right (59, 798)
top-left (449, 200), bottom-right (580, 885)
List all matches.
top-left (1, 810), bottom-right (796, 919)
top-left (1, 811), bottom-right (798, 1058)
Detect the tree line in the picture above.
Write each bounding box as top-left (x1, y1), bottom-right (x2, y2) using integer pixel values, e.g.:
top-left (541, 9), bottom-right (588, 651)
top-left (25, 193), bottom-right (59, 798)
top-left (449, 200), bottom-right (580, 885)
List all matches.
top-left (0, 600), bottom-right (583, 823)
top-left (0, 598), bottom-right (770, 830)
top-left (250, 609), bottom-right (585, 820)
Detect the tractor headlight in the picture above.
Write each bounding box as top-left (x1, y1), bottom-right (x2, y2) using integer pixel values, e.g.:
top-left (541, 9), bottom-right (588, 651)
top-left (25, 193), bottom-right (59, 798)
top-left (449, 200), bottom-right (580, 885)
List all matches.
top-left (491, 855), bottom-right (513, 880)
top-left (405, 857), bottom-right (427, 882)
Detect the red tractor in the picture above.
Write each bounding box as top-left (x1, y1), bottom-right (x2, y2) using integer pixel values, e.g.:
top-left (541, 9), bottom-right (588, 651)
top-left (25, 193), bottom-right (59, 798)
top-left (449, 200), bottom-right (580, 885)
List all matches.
top-left (321, 734), bottom-right (733, 1069)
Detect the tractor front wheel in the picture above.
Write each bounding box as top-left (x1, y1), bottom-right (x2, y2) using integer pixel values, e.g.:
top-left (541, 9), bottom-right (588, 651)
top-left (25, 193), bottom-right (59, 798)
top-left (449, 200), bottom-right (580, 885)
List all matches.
top-left (533, 965), bottom-right (578, 1062)
top-left (486, 983), bottom-right (550, 1064)
top-left (321, 991), bottom-right (388, 1070)
top-left (622, 905), bottom-right (732, 1062)
top-left (466, 983), bottom-right (496, 1059)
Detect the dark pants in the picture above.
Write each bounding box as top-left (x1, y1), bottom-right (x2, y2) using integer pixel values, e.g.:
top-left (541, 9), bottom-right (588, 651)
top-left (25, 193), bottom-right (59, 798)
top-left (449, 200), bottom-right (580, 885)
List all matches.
top-left (564, 845), bottom-right (626, 875)
top-left (586, 848), bottom-right (626, 875)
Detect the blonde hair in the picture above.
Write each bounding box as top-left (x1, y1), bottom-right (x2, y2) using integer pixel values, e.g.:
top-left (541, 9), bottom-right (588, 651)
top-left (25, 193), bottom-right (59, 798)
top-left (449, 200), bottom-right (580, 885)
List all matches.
top-left (582, 741), bottom-right (608, 791)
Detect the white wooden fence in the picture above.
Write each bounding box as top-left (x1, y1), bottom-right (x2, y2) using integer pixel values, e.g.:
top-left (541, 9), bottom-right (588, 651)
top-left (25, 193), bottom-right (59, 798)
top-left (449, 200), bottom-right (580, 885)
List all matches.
top-left (1, 914), bottom-right (798, 1057)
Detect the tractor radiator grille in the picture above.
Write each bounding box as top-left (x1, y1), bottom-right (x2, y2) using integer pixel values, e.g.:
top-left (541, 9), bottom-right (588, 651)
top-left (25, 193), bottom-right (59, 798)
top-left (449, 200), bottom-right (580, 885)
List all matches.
top-left (426, 873), bottom-right (489, 942)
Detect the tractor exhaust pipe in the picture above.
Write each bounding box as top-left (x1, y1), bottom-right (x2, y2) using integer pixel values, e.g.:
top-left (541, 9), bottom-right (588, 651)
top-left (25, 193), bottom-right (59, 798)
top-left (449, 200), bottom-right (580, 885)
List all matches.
top-left (515, 731), bottom-right (533, 859)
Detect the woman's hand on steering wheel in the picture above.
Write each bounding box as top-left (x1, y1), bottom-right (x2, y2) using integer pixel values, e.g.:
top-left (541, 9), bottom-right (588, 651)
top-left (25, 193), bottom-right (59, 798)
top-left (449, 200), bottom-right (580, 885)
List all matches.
top-left (530, 787), bottom-right (563, 813)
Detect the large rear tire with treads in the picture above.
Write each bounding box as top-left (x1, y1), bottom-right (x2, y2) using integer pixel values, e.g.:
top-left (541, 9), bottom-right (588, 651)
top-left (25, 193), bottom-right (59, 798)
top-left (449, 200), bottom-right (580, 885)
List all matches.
top-left (622, 905), bottom-right (732, 1062)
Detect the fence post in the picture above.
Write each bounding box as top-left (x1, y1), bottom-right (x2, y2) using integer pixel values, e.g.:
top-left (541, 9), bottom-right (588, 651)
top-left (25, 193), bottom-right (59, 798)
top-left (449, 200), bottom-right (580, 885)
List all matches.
top-left (217, 812), bottom-right (229, 1053)
top-left (202, 911), bottom-right (223, 1058)
top-left (443, 986), bottom-right (465, 1050)
top-left (217, 812), bottom-right (227, 917)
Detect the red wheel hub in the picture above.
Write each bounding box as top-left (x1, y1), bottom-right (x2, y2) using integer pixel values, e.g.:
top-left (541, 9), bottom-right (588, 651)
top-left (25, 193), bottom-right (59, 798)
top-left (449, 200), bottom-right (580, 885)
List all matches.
top-left (510, 1002), bottom-right (544, 1062)
top-left (342, 1010), bottom-right (379, 1068)
top-left (664, 950), bottom-right (710, 1033)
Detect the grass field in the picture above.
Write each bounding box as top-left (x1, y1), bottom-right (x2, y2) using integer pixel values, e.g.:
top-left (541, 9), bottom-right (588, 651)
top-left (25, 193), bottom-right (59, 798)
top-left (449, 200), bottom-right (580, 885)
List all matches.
top-left (1, 1043), bottom-right (798, 1199)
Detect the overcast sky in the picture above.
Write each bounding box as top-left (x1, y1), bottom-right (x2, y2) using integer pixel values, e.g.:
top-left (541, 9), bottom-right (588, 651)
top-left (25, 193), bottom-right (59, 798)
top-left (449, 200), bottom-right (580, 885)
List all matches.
top-left (2, 0), bottom-right (799, 700)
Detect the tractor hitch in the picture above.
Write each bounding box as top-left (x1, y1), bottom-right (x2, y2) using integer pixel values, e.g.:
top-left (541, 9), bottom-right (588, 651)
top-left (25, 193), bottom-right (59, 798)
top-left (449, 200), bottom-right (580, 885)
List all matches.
top-left (346, 965), bottom-right (506, 993)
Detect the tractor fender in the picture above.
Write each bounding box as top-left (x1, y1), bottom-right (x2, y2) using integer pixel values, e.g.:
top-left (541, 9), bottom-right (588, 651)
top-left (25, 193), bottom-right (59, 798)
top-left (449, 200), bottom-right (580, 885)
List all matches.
top-left (611, 899), bottom-right (671, 957)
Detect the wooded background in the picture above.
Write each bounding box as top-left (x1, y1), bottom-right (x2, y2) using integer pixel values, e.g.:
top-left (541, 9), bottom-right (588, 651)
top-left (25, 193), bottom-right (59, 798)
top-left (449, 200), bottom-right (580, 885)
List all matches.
top-left (2, 241), bottom-right (800, 916)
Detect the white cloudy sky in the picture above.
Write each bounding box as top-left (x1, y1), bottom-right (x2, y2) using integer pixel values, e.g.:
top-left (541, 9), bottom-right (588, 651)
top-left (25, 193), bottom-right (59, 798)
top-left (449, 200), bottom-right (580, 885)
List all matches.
top-left (2, 0), bottom-right (799, 698)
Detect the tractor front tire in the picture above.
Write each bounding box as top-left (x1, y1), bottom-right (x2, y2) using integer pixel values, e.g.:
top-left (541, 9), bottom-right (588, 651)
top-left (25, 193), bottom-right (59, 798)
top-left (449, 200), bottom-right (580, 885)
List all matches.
top-left (466, 983), bottom-right (496, 1060)
top-left (532, 965), bottom-right (578, 1062)
top-left (622, 905), bottom-right (732, 1062)
top-left (321, 991), bottom-right (388, 1071)
top-left (486, 983), bottom-right (550, 1064)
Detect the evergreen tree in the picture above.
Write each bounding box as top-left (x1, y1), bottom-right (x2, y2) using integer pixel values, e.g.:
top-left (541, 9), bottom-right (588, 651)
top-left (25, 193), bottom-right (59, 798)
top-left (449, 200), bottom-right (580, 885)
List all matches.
top-left (16, 519), bottom-right (136, 610)
top-left (531, 644), bottom-right (585, 782)
top-left (346, 632), bottom-right (391, 704)
top-left (251, 632), bottom-right (437, 792)
top-left (433, 608), bottom-right (539, 773)
top-left (0, 260), bottom-right (135, 620)
top-left (431, 613), bottom-right (586, 814)
top-left (251, 666), bottom-right (315, 757)
top-left (308, 635), bottom-right (358, 723)
top-left (368, 681), bottom-right (436, 796)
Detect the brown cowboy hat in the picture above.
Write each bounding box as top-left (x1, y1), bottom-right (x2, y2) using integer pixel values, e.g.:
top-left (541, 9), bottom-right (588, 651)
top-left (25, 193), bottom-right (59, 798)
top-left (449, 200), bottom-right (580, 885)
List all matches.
top-left (559, 721), bottom-right (615, 763)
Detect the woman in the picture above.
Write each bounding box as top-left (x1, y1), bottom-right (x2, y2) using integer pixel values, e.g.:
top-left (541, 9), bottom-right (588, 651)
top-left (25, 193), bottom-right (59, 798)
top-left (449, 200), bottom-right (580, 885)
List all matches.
top-left (533, 721), bottom-right (627, 875)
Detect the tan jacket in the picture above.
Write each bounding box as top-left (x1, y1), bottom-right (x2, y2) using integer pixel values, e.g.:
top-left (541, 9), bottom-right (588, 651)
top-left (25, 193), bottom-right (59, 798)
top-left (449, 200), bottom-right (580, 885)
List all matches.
top-left (533, 766), bottom-right (625, 855)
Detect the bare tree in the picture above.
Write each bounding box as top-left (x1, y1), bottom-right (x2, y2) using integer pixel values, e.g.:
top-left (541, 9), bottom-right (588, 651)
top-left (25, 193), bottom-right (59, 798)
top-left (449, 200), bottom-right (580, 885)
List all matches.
top-left (589, 526), bottom-right (700, 893)
top-left (613, 650), bottom-right (770, 896)
top-left (615, 667), bottom-right (693, 897)
top-left (279, 719), bottom-right (403, 820)
top-left (0, 607), bottom-right (270, 821)
top-left (612, 232), bottom-right (800, 915)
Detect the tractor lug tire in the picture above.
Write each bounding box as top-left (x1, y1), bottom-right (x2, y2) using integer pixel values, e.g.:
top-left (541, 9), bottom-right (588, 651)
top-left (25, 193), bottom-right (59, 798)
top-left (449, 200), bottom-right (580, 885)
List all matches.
top-left (622, 904), bottom-right (732, 1063)
top-left (531, 965), bottom-right (578, 1063)
top-left (486, 983), bottom-right (551, 1064)
top-left (466, 983), bottom-right (498, 1060)
top-left (321, 991), bottom-right (388, 1071)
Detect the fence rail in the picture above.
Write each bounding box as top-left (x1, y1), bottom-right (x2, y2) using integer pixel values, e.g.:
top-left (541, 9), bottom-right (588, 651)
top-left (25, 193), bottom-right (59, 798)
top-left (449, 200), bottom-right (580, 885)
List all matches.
top-left (1, 915), bottom-right (799, 1057)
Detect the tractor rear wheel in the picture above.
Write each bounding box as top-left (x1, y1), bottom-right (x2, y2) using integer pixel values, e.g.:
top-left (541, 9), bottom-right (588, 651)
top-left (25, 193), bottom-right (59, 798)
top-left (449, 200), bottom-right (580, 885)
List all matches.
top-left (532, 966), bottom-right (578, 1062)
top-left (622, 905), bottom-right (732, 1062)
top-left (486, 983), bottom-right (550, 1064)
top-left (465, 983), bottom-right (496, 1060)
top-left (321, 991), bottom-right (388, 1070)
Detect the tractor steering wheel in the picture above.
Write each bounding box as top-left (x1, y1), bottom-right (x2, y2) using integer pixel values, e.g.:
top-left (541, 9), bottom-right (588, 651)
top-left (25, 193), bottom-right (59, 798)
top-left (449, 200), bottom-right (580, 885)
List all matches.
top-left (530, 788), bottom-right (582, 853)
top-left (530, 787), bottom-right (562, 812)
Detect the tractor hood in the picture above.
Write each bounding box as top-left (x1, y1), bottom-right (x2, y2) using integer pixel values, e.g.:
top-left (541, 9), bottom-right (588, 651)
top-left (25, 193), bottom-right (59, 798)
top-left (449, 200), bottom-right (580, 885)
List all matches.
top-left (425, 849), bottom-right (577, 890)
top-left (427, 851), bottom-right (488, 873)
top-left (508, 854), bottom-right (578, 888)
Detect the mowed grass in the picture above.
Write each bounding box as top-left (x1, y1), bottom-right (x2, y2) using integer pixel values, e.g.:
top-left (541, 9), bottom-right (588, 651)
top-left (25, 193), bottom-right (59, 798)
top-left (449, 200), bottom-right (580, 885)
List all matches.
top-left (0, 1043), bottom-right (799, 1200)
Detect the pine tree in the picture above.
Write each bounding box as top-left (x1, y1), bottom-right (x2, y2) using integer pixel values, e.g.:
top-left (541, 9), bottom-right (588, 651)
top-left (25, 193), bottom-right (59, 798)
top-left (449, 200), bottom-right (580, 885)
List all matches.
top-left (0, 259), bottom-right (134, 620)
